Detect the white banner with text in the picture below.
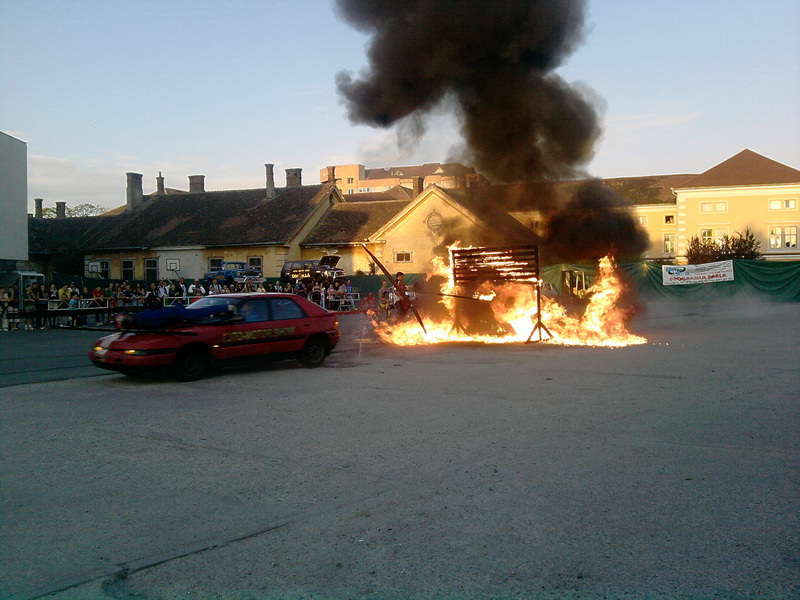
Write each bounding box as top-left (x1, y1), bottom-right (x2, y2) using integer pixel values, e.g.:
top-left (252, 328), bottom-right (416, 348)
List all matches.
top-left (662, 260), bottom-right (735, 286)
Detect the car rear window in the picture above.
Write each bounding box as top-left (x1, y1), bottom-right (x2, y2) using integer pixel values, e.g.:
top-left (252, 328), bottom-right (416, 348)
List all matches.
top-left (270, 297), bottom-right (306, 320)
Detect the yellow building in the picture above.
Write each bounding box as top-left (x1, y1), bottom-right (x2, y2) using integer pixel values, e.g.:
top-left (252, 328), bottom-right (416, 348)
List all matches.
top-left (671, 149), bottom-right (799, 261)
top-left (320, 162), bottom-right (481, 196)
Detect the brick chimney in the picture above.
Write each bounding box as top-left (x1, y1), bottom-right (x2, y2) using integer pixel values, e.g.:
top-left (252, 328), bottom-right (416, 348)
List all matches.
top-left (55, 201), bottom-right (67, 219)
top-left (411, 176), bottom-right (424, 196)
top-left (286, 168), bottom-right (302, 188)
top-left (126, 172), bottom-right (143, 210)
top-left (265, 163), bottom-right (275, 200)
top-left (156, 171), bottom-right (165, 195)
top-left (188, 175), bottom-right (205, 192)
top-left (323, 165), bottom-right (336, 184)
top-left (34, 198), bottom-right (44, 219)
top-left (466, 173), bottom-right (482, 197)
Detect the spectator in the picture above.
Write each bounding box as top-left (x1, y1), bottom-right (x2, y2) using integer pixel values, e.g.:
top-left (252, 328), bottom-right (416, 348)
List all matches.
top-left (378, 280), bottom-right (392, 319)
top-left (0, 286), bottom-right (9, 330)
top-left (145, 282), bottom-right (162, 309)
top-left (359, 292), bottom-right (377, 314)
top-left (7, 285), bottom-right (20, 330)
top-left (295, 278), bottom-right (307, 297)
top-left (23, 285), bottom-right (36, 330)
top-left (326, 283), bottom-right (340, 311)
top-left (310, 280), bottom-right (322, 305)
top-left (58, 284), bottom-right (70, 306)
top-left (48, 284), bottom-right (60, 327)
top-left (35, 283), bottom-right (48, 329)
top-left (68, 292), bottom-right (83, 327)
top-left (168, 283), bottom-right (184, 304)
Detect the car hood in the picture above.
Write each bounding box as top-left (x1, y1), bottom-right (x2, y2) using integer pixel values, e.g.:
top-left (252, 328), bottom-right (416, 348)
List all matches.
top-left (318, 256), bottom-right (341, 267)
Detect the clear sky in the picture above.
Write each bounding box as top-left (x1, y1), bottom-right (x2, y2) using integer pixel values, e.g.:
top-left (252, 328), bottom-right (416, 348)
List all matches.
top-left (2, 0), bottom-right (799, 212)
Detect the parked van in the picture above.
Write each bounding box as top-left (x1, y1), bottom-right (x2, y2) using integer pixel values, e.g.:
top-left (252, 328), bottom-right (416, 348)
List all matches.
top-left (281, 256), bottom-right (345, 282)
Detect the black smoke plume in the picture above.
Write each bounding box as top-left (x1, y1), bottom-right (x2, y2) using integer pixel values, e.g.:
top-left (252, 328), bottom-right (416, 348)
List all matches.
top-left (544, 179), bottom-right (650, 262)
top-left (334, 0), bottom-right (600, 183)
top-left (336, 0), bottom-right (649, 265)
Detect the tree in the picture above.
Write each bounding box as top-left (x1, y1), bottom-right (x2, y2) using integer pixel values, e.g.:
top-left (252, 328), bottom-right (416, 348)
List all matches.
top-left (41, 203), bottom-right (109, 218)
top-left (686, 228), bottom-right (763, 264)
top-left (719, 228), bottom-right (762, 260)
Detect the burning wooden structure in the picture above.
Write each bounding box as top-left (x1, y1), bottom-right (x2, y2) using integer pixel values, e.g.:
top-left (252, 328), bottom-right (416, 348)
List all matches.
top-left (449, 245), bottom-right (552, 342)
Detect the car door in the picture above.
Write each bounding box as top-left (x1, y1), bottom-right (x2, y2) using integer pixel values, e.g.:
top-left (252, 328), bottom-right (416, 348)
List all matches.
top-left (214, 298), bottom-right (274, 360)
top-left (266, 296), bottom-right (315, 354)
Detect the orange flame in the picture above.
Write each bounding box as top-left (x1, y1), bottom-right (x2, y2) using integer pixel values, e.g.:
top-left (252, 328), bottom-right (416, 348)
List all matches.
top-left (371, 254), bottom-right (646, 347)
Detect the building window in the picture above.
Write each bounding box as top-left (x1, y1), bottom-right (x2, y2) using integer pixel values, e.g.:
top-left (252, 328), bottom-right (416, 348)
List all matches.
top-left (769, 226), bottom-right (798, 249)
top-left (664, 215), bottom-right (675, 224)
top-left (700, 228), bottom-right (728, 244)
top-left (98, 260), bottom-right (110, 279)
top-left (637, 215), bottom-right (648, 226)
top-left (347, 188), bottom-right (354, 195)
top-left (663, 233), bottom-right (675, 255)
top-left (144, 258), bottom-right (158, 282)
top-left (426, 211), bottom-right (444, 233)
top-left (248, 256), bottom-right (263, 271)
top-left (393, 251), bottom-right (412, 263)
top-left (769, 199), bottom-right (797, 210)
top-left (347, 177), bottom-right (354, 184)
top-left (121, 259), bottom-right (135, 281)
top-left (209, 257), bottom-right (223, 271)
top-left (701, 202), bottom-right (728, 213)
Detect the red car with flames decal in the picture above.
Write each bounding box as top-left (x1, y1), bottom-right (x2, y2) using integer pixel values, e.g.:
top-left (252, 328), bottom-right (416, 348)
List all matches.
top-left (88, 293), bottom-right (340, 380)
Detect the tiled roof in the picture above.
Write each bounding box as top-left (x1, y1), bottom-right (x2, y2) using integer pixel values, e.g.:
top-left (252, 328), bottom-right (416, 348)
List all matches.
top-left (343, 185), bottom-right (414, 203)
top-left (302, 200), bottom-right (412, 245)
top-left (466, 174), bottom-right (695, 212)
top-left (603, 174), bottom-right (695, 205)
top-left (28, 215), bottom-right (112, 255)
top-left (679, 149), bottom-right (800, 188)
top-left (30, 185), bottom-right (332, 254)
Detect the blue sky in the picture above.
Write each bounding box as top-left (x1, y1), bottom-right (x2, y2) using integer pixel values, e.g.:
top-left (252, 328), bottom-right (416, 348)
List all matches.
top-left (2, 0), bottom-right (799, 211)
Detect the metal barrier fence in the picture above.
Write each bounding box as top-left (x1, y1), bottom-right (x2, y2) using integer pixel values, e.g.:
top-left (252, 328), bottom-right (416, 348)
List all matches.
top-left (1, 291), bottom-right (366, 331)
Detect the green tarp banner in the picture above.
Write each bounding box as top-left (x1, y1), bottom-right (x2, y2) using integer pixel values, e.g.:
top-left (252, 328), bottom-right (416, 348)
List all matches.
top-left (540, 260), bottom-right (800, 302)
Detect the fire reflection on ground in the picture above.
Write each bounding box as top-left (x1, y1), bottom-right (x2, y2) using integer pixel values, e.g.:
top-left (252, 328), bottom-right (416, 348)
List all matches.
top-left (371, 255), bottom-right (646, 347)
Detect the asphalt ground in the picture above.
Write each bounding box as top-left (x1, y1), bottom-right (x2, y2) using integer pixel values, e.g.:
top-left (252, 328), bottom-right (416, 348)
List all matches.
top-left (1, 299), bottom-right (798, 599)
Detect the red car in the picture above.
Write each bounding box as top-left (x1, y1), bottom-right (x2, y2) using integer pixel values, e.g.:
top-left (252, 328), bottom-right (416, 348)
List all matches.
top-left (88, 293), bottom-right (340, 380)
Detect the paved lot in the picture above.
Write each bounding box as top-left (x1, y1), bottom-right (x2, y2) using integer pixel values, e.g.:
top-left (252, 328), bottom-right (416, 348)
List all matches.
top-left (1, 300), bottom-right (798, 599)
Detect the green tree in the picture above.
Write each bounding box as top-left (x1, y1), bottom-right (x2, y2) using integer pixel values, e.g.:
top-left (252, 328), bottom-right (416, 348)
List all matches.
top-left (686, 228), bottom-right (762, 264)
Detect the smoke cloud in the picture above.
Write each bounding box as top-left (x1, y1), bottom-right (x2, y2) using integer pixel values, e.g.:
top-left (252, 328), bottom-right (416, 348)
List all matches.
top-left (544, 179), bottom-right (650, 262)
top-left (335, 0), bottom-right (600, 183)
top-left (336, 0), bottom-right (649, 264)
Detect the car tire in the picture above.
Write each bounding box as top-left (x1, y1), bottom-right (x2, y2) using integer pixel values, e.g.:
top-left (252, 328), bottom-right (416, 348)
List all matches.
top-left (173, 346), bottom-right (210, 381)
top-left (299, 337), bottom-right (327, 368)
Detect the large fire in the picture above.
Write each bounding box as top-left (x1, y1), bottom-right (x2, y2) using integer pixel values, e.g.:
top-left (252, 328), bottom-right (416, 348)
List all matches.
top-left (371, 254), bottom-right (646, 347)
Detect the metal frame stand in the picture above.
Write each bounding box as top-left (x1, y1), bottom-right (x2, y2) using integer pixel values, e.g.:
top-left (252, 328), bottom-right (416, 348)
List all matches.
top-left (526, 280), bottom-right (553, 343)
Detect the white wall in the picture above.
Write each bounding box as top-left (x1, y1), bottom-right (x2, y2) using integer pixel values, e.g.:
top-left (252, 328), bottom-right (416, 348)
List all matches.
top-left (0, 132), bottom-right (28, 261)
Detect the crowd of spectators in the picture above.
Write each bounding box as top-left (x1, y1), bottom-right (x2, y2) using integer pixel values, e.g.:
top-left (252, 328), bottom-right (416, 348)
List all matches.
top-left (0, 275), bottom-right (364, 331)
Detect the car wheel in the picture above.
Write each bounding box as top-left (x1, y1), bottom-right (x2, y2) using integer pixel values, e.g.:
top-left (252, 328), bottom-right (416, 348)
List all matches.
top-left (299, 337), bottom-right (326, 368)
top-left (173, 346), bottom-right (210, 381)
